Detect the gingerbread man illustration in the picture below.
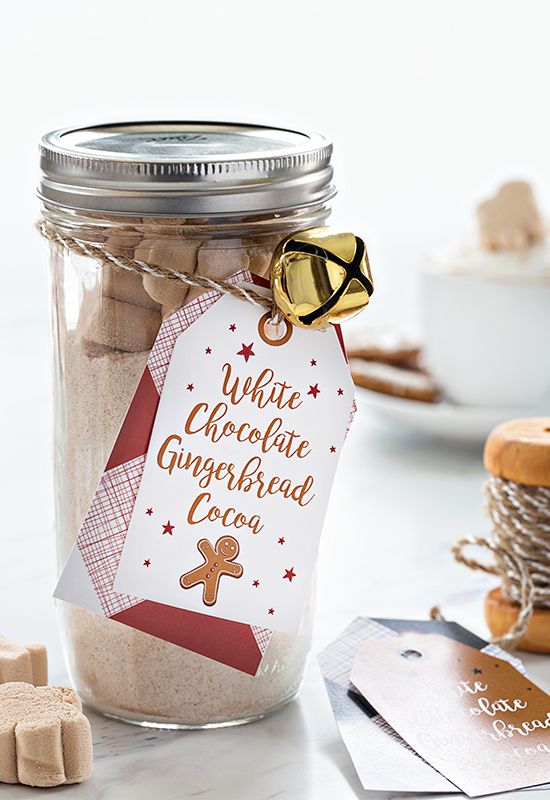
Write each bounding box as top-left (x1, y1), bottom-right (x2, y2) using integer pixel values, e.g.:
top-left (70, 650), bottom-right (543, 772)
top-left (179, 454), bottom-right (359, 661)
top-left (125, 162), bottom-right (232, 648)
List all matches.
top-left (180, 536), bottom-right (243, 606)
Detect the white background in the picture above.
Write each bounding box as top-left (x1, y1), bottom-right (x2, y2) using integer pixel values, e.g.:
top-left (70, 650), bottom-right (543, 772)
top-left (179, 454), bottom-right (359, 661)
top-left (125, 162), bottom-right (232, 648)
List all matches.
top-left (3, 0), bottom-right (550, 329)
top-left (1, 3), bottom-right (550, 798)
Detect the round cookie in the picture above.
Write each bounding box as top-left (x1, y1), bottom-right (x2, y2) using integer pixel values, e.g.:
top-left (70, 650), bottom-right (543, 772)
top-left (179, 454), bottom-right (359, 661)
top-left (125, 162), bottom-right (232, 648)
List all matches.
top-left (483, 417), bottom-right (550, 487)
top-left (485, 587), bottom-right (550, 654)
top-left (350, 359), bottom-right (439, 403)
top-left (345, 329), bottom-right (421, 368)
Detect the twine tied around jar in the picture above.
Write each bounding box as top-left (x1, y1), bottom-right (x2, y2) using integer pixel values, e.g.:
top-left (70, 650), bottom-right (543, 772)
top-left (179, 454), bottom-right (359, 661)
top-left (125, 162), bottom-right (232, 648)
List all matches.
top-left (431, 475), bottom-right (550, 648)
top-left (38, 221), bottom-right (287, 329)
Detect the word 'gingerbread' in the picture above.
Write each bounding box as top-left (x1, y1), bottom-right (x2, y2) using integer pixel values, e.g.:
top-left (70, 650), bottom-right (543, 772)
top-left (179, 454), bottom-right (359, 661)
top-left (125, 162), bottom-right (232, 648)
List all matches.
top-left (180, 537), bottom-right (243, 606)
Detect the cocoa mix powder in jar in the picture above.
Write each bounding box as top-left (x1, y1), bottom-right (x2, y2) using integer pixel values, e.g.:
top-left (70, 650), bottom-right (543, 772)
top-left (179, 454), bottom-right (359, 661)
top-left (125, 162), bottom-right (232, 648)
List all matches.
top-left (39, 122), bottom-right (335, 726)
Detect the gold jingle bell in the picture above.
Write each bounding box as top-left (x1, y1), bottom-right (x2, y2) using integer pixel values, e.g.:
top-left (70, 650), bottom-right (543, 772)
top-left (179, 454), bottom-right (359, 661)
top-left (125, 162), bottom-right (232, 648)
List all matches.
top-left (270, 227), bottom-right (374, 329)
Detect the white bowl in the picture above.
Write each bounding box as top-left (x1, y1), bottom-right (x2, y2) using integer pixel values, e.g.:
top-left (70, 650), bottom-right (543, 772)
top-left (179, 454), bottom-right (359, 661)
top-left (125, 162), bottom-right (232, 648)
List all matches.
top-left (420, 267), bottom-right (550, 407)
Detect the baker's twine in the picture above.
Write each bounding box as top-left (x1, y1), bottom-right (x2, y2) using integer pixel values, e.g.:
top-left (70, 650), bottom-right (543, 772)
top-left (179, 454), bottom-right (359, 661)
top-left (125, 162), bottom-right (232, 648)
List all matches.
top-left (431, 475), bottom-right (550, 648)
top-left (38, 221), bottom-right (285, 326)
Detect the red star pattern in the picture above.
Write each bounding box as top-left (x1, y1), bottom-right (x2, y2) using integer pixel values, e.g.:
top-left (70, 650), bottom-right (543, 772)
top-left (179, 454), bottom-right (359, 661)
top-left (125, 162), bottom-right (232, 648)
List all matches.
top-left (229, 323), bottom-right (236, 332)
top-left (146, 508), bottom-right (153, 516)
top-left (278, 537), bottom-right (285, 545)
top-left (310, 358), bottom-right (317, 366)
top-left (162, 521), bottom-right (175, 536)
top-left (252, 579), bottom-right (260, 588)
top-left (283, 567), bottom-right (296, 582)
top-left (143, 559), bottom-right (151, 567)
top-left (237, 342), bottom-right (255, 362)
top-left (187, 383), bottom-right (194, 391)
top-left (330, 446), bottom-right (336, 453)
top-left (268, 608), bottom-right (275, 615)
top-left (205, 347), bottom-right (212, 354)
top-left (337, 388), bottom-right (344, 396)
top-left (308, 383), bottom-right (320, 399)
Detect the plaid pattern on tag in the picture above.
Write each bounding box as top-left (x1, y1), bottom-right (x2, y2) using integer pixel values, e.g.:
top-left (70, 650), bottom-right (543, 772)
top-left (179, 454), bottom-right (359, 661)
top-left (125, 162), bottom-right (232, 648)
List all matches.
top-left (77, 455), bottom-right (145, 617)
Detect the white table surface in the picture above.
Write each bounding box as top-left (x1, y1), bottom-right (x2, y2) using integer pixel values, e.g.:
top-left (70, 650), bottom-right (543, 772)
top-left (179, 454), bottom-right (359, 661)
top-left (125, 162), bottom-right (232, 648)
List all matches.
top-left (2, 270), bottom-right (549, 799)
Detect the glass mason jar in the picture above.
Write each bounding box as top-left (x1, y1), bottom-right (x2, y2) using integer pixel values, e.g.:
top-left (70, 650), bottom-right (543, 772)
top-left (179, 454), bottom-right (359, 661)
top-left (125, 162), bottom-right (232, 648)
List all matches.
top-left (39, 122), bottom-right (335, 728)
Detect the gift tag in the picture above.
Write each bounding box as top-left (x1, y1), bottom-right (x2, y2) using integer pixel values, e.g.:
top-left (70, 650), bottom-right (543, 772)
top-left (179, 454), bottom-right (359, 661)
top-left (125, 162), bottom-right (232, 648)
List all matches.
top-left (319, 618), bottom-right (531, 794)
top-left (350, 631), bottom-right (550, 797)
top-left (112, 290), bottom-right (354, 633)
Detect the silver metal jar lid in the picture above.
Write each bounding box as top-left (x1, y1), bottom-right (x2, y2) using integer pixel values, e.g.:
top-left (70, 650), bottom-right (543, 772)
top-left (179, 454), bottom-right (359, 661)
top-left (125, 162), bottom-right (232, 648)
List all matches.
top-left (39, 121), bottom-right (335, 217)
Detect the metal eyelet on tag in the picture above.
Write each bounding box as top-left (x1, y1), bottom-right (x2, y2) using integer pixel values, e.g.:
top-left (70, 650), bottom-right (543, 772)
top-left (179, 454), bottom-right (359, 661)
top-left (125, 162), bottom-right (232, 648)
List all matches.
top-left (401, 649), bottom-right (423, 659)
top-left (257, 312), bottom-right (293, 346)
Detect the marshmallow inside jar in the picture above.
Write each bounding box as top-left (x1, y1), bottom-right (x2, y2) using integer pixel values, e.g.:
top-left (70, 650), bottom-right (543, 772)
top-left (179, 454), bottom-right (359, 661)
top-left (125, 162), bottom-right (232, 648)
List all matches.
top-left (39, 121), bottom-right (335, 727)
top-left (419, 181), bottom-right (550, 408)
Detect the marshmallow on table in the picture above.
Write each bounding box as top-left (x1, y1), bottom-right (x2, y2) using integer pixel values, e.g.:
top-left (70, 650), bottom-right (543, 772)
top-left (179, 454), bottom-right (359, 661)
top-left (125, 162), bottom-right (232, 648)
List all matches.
top-left (0, 682), bottom-right (92, 787)
top-left (0, 638), bottom-right (47, 687)
top-left (79, 292), bottom-right (162, 353)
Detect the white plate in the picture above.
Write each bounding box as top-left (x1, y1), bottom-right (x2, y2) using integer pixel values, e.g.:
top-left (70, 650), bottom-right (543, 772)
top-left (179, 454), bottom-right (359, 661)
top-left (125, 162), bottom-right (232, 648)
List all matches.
top-left (356, 386), bottom-right (548, 445)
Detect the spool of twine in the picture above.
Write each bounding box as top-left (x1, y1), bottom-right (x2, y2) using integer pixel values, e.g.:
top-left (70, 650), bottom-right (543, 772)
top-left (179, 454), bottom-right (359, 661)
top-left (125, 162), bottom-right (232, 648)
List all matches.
top-left (433, 418), bottom-right (550, 650)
